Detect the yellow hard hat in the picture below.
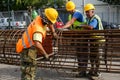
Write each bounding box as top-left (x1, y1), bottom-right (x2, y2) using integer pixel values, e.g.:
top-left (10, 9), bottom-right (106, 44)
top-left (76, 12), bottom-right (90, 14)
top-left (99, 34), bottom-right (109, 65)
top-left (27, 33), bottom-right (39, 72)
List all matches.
top-left (66, 1), bottom-right (75, 11)
top-left (45, 8), bottom-right (58, 24)
top-left (84, 3), bottom-right (95, 12)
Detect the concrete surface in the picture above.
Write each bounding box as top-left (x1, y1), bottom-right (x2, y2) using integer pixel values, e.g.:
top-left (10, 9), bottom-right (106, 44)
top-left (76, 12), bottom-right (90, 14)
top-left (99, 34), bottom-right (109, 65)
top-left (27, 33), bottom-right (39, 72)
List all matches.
top-left (0, 64), bottom-right (120, 80)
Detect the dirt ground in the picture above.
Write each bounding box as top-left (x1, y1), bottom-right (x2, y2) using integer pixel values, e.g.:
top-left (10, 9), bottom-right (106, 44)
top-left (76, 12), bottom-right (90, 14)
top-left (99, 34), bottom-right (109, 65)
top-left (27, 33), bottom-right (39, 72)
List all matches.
top-left (0, 64), bottom-right (120, 80)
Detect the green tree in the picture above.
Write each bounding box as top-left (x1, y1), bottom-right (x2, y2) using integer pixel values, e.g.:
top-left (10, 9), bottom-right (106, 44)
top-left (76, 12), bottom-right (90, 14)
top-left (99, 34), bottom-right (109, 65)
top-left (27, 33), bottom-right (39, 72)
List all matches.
top-left (0, 0), bottom-right (15, 11)
top-left (0, 0), bottom-right (67, 11)
top-left (16, 0), bottom-right (67, 9)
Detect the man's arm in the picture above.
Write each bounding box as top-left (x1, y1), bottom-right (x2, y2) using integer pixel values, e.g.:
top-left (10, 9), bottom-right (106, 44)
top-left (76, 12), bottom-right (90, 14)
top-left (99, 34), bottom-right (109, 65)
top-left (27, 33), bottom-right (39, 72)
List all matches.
top-left (62, 17), bottom-right (76, 29)
top-left (47, 24), bottom-right (55, 33)
top-left (33, 33), bottom-right (49, 59)
top-left (80, 25), bottom-right (93, 30)
top-left (34, 41), bottom-right (48, 59)
top-left (81, 18), bottom-right (98, 30)
top-left (47, 24), bottom-right (58, 39)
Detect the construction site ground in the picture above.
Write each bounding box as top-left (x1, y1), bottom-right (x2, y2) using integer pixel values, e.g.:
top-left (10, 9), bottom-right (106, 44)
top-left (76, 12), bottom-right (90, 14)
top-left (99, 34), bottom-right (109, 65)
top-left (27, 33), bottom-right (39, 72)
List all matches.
top-left (0, 64), bottom-right (120, 80)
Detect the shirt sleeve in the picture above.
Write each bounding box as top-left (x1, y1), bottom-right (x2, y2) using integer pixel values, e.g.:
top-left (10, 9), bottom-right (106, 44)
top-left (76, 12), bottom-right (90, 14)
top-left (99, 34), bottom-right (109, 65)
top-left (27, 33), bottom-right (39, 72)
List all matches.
top-left (73, 12), bottom-right (84, 22)
top-left (33, 33), bottom-right (43, 43)
top-left (89, 19), bottom-right (98, 29)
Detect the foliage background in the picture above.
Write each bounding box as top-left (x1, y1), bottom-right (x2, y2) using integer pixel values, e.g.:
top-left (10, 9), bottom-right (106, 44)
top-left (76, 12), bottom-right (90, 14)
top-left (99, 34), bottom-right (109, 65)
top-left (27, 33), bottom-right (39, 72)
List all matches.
top-left (0, 0), bottom-right (67, 11)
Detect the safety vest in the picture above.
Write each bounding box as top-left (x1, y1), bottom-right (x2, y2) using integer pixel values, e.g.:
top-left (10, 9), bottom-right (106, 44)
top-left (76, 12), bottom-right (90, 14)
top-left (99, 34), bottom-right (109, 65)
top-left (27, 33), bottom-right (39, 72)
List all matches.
top-left (16, 16), bottom-right (46, 53)
top-left (68, 10), bottom-right (86, 30)
top-left (87, 15), bottom-right (105, 42)
top-left (87, 14), bottom-right (103, 30)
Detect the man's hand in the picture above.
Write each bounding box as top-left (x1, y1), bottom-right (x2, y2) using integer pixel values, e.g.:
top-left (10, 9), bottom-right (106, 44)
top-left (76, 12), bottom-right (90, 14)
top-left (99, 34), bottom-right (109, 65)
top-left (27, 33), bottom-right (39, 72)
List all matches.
top-left (56, 28), bottom-right (64, 32)
top-left (44, 53), bottom-right (49, 59)
top-left (36, 53), bottom-right (56, 61)
top-left (52, 32), bottom-right (58, 39)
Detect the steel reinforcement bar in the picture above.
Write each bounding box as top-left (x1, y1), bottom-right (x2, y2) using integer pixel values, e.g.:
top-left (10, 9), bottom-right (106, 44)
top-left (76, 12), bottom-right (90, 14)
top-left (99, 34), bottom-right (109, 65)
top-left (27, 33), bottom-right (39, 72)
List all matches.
top-left (0, 29), bottom-right (120, 73)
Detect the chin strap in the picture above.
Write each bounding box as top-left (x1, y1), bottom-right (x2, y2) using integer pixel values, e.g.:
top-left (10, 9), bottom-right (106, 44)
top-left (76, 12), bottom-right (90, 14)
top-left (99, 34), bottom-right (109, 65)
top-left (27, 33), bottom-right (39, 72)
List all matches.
top-left (41, 12), bottom-right (51, 25)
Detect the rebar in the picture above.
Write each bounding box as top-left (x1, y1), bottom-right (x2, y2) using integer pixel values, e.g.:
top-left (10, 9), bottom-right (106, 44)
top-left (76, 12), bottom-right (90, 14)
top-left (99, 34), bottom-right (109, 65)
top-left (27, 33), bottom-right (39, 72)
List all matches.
top-left (0, 29), bottom-right (120, 75)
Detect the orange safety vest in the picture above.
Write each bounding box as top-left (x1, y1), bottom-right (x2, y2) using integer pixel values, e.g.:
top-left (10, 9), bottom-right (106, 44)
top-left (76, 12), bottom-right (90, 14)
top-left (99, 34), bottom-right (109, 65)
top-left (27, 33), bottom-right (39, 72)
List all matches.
top-left (16, 16), bottom-right (46, 53)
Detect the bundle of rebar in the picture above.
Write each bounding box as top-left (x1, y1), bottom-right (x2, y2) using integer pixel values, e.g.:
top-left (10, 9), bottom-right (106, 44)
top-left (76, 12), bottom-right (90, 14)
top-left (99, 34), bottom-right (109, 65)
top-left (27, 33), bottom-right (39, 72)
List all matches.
top-left (0, 29), bottom-right (120, 74)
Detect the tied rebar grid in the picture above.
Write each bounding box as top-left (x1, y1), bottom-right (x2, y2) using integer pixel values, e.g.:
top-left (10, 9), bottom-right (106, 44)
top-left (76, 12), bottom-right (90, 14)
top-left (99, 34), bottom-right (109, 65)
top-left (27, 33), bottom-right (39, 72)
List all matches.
top-left (0, 29), bottom-right (120, 77)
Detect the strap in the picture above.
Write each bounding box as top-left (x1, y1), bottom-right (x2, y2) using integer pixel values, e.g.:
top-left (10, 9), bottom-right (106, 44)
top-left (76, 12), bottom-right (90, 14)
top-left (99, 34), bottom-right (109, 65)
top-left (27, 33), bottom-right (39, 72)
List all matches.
top-left (26, 30), bottom-right (33, 47)
top-left (22, 36), bottom-right (26, 48)
top-left (22, 30), bottom-right (33, 48)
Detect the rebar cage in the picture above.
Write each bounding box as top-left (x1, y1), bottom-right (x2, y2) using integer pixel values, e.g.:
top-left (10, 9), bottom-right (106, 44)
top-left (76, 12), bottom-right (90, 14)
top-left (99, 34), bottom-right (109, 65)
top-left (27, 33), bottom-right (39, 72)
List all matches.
top-left (0, 29), bottom-right (120, 77)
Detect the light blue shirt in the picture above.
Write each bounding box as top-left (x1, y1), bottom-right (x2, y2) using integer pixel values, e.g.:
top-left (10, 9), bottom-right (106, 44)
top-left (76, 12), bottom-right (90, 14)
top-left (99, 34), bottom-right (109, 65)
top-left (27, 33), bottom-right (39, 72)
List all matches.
top-left (87, 18), bottom-right (98, 30)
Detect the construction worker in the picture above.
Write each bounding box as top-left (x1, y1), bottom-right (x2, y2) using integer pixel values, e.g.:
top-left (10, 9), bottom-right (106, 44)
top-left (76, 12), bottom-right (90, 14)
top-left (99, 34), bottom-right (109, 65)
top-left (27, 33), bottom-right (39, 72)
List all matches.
top-left (82, 3), bottom-right (104, 79)
top-left (60, 1), bottom-right (88, 77)
top-left (16, 8), bottom-right (58, 80)
top-left (62, 1), bottom-right (86, 29)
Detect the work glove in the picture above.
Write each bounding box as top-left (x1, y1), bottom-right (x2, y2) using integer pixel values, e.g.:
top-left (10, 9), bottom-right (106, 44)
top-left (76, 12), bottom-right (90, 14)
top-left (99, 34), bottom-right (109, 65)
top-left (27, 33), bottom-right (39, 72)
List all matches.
top-left (52, 32), bottom-right (58, 39)
top-left (43, 53), bottom-right (56, 61)
top-left (44, 53), bottom-right (49, 60)
top-left (35, 53), bottom-right (49, 61)
top-left (56, 28), bottom-right (64, 32)
top-left (36, 53), bottom-right (56, 61)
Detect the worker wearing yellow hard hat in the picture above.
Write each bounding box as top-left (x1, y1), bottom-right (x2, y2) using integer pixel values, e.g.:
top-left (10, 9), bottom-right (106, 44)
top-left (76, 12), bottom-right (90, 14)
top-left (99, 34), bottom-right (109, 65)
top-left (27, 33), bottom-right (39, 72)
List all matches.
top-left (81, 3), bottom-right (105, 79)
top-left (58, 1), bottom-right (88, 78)
top-left (16, 7), bottom-right (58, 80)
top-left (84, 3), bottom-right (95, 12)
top-left (66, 1), bottom-right (76, 11)
top-left (45, 8), bottom-right (58, 24)
top-left (61, 1), bottom-right (86, 30)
